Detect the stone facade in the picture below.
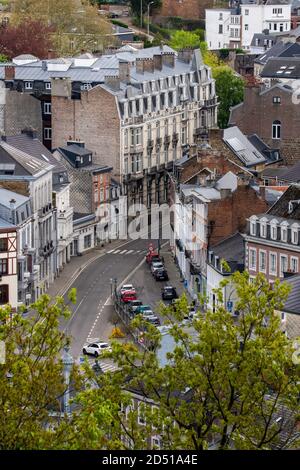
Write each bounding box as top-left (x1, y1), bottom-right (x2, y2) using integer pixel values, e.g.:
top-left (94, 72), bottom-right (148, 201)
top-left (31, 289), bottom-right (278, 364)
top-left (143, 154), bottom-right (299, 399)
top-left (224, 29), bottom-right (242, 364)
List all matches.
top-left (229, 83), bottom-right (300, 165)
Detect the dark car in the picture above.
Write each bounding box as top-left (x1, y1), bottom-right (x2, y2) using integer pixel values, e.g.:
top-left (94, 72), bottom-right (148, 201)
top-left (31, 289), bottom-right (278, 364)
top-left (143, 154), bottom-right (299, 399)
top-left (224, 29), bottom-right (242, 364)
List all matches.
top-left (154, 269), bottom-right (169, 281)
top-left (162, 286), bottom-right (178, 300)
top-left (128, 299), bottom-right (143, 313)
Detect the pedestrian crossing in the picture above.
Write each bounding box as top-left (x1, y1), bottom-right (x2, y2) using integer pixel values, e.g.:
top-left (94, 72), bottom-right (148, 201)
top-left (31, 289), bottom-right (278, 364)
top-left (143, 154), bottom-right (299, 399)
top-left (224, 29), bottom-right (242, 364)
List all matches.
top-left (106, 248), bottom-right (147, 256)
top-left (77, 355), bottom-right (119, 374)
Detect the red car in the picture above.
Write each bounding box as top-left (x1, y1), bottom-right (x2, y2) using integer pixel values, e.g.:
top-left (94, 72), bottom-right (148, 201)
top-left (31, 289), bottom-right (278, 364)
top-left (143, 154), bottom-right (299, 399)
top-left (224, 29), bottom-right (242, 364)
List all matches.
top-left (121, 290), bottom-right (137, 303)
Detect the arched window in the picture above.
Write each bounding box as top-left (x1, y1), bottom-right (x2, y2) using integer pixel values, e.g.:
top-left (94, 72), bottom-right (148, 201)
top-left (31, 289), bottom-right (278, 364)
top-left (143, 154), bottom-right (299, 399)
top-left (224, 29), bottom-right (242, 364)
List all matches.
top-left (272, 120), bottom-right (281, 139)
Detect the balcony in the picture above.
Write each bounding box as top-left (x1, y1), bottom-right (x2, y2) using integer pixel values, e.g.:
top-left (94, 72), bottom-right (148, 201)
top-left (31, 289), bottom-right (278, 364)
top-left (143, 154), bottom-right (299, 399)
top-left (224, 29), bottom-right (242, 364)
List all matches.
top-left (194, 127), bottom-right (209, 137)
top-left (203, 97), bottom-right (218, 108)
top-left (38, 202), bottom-right (52, 218)
top-left (127, 171), bottom-right (144, 181)
top-left (172, 133), bottom-right (179, 144)
top-left (39, 241), bottom-right (54, 258)
top-left (147, 139), bottom-right (154, 150)
top-left (156, 137), bottom-right (162, 147)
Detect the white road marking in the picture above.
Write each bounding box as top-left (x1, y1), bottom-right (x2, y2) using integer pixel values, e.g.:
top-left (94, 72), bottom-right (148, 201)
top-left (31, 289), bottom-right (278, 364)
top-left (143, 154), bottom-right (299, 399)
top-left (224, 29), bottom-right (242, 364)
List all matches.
top-left (126, 250), bottom-right (134, 254)
top-left (113, 249), bottom-right (120, 254)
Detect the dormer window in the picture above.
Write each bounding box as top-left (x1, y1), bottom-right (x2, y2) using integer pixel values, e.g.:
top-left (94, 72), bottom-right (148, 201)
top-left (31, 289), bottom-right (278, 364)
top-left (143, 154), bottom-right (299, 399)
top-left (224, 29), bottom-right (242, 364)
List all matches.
top-left (291, 224), bottom-right (299, 244)
top-left (250, 221), bottom-right (256, 236)
top-left (281, 225), bottom-right (287, 242)
top-left (260, 222), bottom-right (267, 238)
top-left (25, 82), bottom-right (33, 90)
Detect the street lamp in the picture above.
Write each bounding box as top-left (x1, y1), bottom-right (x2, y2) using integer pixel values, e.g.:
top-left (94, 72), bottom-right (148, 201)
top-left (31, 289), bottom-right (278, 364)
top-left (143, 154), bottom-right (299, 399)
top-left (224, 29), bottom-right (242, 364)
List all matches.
top-left (62, 345), bottom-right (74, 415)
top-left (147, 1), bottom-right (154, 37)
top-left (140, 0), bottom-right (143, 28)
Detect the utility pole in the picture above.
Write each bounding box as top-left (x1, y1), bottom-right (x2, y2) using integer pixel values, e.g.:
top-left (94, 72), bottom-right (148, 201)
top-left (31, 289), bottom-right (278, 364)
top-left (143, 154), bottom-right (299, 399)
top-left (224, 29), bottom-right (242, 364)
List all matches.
top-left (147, 2), bottom-right (154, 37)
top-left (140, 0), bottom-right (143, 28)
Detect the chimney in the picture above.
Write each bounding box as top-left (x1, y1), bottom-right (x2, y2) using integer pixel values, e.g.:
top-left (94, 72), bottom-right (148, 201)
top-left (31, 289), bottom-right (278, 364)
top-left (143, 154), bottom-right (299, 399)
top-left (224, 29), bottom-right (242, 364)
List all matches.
top-left (104, 75), bottom-right (120, 91)
top-left (220, 188), bottom-right (232, 199)
top-left (42, 60), bottom-right (48, 71)
top-left (136, 58), bottom-right (144, 74)
top-left (47, 49), bottom-right (55, 59)
top-left (9, 199), bottom-right (16, 225)
top-left (143, 57), bottom-right (154, 73)
top-left (21, 128), bottom-right (38, 140)
top-left (162, 52), bottom-right (175, 68)
top-left (153, 54), bottom-right (163, 71)
top-left (119, 60), bottom-right (130, 83)
top-left (178, 48), bottom-right (194, 63)
top-left (5, 66), bottom-right (15, 81)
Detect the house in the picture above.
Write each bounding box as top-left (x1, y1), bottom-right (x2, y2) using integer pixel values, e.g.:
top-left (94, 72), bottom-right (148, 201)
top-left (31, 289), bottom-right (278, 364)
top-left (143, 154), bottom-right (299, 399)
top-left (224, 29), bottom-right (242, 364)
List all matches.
top-left (260, 56), bottom-right (300, 82)
top-left (4, 129), bottom-right (73, 271)
top-left (173, 171), bottom-right (267, 299)
top-left (250, 31), bottom-right (278, 54)
top-left (245, 185), bottom-right (300, 284)
top-left (205, 0), bottom-right (292, 51)
top-left (206, 232), bottom-right (245, 313)
top-left (229, 82), bottom-right (300, 165)
top-left (0, 137), bottom-right (57, 301)
top-left (0, 217), bottom-right (17, 311)
top-left (279, 273), bottom-right (300, 338)
top-left (254, 41), bottom-right (300, 76)
top-left (262, 160), bottom-right (300, 185)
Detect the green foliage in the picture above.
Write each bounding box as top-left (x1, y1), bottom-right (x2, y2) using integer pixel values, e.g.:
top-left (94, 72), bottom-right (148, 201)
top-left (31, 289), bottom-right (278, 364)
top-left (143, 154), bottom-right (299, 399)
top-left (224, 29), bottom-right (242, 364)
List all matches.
top-left (169, 30), bottom-right (200, 50)
top-left (213, 66), bottom-right (245, 128)
top-left (128, 0), bottom-right (162, 17)
top-left (0, 54), bottom-right (9, 63)
top-left (110, 19), bottom-right (129, 29)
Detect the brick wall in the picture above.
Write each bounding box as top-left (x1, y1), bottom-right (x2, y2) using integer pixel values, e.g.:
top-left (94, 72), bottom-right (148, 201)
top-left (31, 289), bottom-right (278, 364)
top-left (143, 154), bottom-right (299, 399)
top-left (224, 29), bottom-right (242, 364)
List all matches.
top-left (0, 181), bottom-right (29, 197)
top-left (52, 86), bottom-right (121, 178)
top-left (158, 0), bottom-right (213, 19)
top-left (208, 185), bottom-right (268, 246)
top-left (229, 85), bottom-right (300, 165)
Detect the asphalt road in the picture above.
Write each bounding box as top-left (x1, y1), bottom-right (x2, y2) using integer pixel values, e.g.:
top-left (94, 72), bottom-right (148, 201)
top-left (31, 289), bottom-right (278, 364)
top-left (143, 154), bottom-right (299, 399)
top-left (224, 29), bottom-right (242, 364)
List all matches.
top-left (60, 238), bottom-right (168, 362)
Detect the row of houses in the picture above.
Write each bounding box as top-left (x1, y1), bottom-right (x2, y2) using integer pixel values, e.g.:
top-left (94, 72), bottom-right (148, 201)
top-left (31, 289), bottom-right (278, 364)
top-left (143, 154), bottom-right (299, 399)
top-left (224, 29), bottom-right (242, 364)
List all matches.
top-left (170, 130), bottom-right (300, 340)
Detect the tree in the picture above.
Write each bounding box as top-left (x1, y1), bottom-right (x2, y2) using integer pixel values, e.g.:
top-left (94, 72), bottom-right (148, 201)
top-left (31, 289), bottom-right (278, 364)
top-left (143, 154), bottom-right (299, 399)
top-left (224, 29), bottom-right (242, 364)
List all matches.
top-left (0, 292), bottom-right (83, 449)
top-left (69, 272), bottom-right (300, 450)
top-left (169, 30), bottom-right (200, 51)
top-left (11, 0), bottom-right (112, 56)
top-left (129, 0), bottom-right (162, 18)
top-left (0, 21), bottom-right (55, 59)
top-left (213, 66), bottom-right (245, 129)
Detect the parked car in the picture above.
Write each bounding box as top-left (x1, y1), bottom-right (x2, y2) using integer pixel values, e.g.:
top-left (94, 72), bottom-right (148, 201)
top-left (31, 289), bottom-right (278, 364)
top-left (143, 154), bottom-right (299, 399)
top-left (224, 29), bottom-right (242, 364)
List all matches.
top-left (82, 341), bottom-right (111, 357)
top-left (146, 250), bottom-right (160, 264)
top-left (121, 290), bottom-right (137, 303)
top-left (154, 268), bottom-right (169, 281)
top-left (145, 316), bottom-right (161, 326)
top-left (141, 309), bottom-right (155, 318)
top-left (162, 286), bottom-right (178, 300)
top-left (128, 299), bottom-right (143, 313)
top-left (135, 304), bottom-right (152, 314)
top-left (120, 284), bottom-right (136, 294)
top-left (151, 261), bottom-right (165, 275)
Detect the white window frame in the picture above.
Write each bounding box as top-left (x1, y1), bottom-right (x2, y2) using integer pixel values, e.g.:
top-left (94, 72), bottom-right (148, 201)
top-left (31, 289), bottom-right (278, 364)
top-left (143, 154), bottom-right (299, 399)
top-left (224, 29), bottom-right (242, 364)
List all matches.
top-left (45, 82), bottom-right (51, 90)
top-left (24, 81), bottom-right (33, 90)
top-left (43, 102), bottom-right (51, 115)
top-left (260, 223), bottom-right (267, 238)
top-left (291, 228), bottom-right (298, 245)
top-left (291, 256), bottom-right (298, 273)
top-left (249, 248), bottom-right (257, 270)
top-left (151, 436), bottom-right (161, 449)
top-left (280, 254), bottom-right (288, 276)
top-left (270, 223), bottom-right (277, 240)
top-left (137, 402), bottom-right (146, 426)
top-left (250, 221), bottom-right (256, 236)
top-left (272, 121), bottom-right (281, 140)
top-left (44, 127), bottom-right (52, 140)
top-left (269, 252), bottom-right (277, 276)
top-left (259, 250), bottom-right (267, 273)
top-left (281, 226), bottom-right (287, 242)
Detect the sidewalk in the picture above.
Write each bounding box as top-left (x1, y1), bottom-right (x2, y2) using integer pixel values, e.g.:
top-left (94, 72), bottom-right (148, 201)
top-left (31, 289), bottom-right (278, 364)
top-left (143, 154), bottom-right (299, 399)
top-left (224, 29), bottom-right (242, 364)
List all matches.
top-left (47, 240), bottom-right (124, 299)
top-left (161, 247), bottom-right (193, 303)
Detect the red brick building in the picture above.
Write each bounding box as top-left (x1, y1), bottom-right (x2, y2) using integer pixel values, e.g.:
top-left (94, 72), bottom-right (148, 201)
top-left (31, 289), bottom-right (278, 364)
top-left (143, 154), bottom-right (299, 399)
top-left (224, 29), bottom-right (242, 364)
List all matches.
top-left (245, 185), bottom-right (300, 283)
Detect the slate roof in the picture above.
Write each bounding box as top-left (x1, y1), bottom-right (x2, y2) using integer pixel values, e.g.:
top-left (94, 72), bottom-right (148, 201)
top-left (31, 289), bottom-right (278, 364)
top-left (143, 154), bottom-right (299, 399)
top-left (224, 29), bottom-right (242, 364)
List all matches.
top-left (251, 33), bottom-right (277, 48)
top-left (261, 56), bottom-right (300, 78)
top-left (4, 133), bottom-right (68, 178)
top-left (255, 41), bottom-right (300, 65)
top-left (0, 140), bottom-right (53, 176)
top-left (0, 217), bottom-right (15, 229)
top-left (282, 273), bottom-right (300, 314)
top-left (209, 232), bottom-right (245, 270)
top-left (0, 188), bottom-right (30, 208)
top-left (223, 126), bottom-right (267, 167)
top-left (267, 184), bottom-right (300, 218)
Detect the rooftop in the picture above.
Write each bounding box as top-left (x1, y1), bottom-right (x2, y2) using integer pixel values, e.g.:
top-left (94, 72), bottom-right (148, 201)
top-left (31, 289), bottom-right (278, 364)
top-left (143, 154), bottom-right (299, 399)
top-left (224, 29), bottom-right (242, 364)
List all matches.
top-left (223, 126), bottom-right (267, 167)
top-left (0, 187), bottom-right (29, 208)
top-left (261, 56), bottom-right (300, 79)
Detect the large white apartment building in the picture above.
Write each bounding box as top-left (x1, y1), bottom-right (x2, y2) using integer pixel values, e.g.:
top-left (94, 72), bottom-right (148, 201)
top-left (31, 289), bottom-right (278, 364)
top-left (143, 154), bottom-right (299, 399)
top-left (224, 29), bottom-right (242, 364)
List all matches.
top-left (205, 0), bottom-right (292, 51)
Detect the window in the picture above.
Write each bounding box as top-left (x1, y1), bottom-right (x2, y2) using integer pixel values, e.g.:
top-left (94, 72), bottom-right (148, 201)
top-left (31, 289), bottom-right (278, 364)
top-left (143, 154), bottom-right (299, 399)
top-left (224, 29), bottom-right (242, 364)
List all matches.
top-left (250, 220), bottom-right (256, 236)
top-left (272, 120), bottom-right (281, 139)
top-left (147, 125), bottom-right (152, 140)
top-left (219, 13), bottom-right (223, 20)
top-left (0, 259), bottom-right (8, 275)
top-left (24, 82), bottom-right (33, 90)
top-left (136, 127), bottom-right (142, 145)
top-left (281, 226), bottom-right (287, 242)
top-left (151, 436), bottom-right (161, 449)
top-left (245, 24), bottom-right (249, 31)
top-left (137, 403), bottom-right (146, 426)
top-left (0, 285), bottom-right (9, 305)
top-left (81, 83), bottom-right (92, 91)
top-left (280, 255), bottom-right (288, 276)
top-left (260, 223), bottom-right (267, 238)
top-left (292, 228), bottom-right (298, 245)
top-left (45, 82), bottom-right (51, 90)
top-left (269, 253), bottom-right (277, 276)
top-left (291, 257), bottom-right (298, 273)
top-left (84, 235), bottom-right (92, 249)
top-left (273, 96), bottom-right (281, 104)
top-left (44, 128), bottom-right (52, 140)
top-left (259, 250), bottom-right (266, 272)
top-left (249, 248), bottom-right (256, 270)
top-left (181, 126), bottom-right (187, 145)
top-left (219, 24), bottom-right (223, 34)
top-left (43, 102), bottom-right (51, 114)
top-left (124, 129), bottom-right (128, 148)
top-left (273, 23), bottom-right (277, 31)
top-left (0, 238), bottom-right (8, 252)
top-left (245, 9), bottom-right (249, 15)
top-left (271, 224), bottom-right (277, 240)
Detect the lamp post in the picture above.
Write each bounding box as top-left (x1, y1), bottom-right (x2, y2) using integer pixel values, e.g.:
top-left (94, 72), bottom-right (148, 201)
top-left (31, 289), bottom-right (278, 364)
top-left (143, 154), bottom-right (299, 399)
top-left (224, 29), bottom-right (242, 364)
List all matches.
top-left (140, 0), bottom-right (143, 28)
top-left (147, 1), bottom-right (154, 37)
top-left (62, 345), bottom-right (74, 416)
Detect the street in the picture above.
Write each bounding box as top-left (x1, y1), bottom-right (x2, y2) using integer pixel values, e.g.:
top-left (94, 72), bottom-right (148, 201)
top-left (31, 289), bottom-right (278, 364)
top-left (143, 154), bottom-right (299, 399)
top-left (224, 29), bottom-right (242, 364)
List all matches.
top-left (58, 238), bottom-right (187, 372)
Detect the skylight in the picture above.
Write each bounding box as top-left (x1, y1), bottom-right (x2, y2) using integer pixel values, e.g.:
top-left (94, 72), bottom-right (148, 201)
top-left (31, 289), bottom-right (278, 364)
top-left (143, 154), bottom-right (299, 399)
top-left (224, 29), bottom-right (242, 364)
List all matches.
top-left (41, 154), bottom-right (49, 162)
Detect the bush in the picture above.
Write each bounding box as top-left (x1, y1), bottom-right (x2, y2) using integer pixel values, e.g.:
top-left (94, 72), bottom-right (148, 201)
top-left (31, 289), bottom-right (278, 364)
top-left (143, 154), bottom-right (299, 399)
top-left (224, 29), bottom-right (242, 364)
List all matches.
top-left (110, 19), bottom-right (129, 29)
top-left (110, 327), bottom-right (125, 339)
